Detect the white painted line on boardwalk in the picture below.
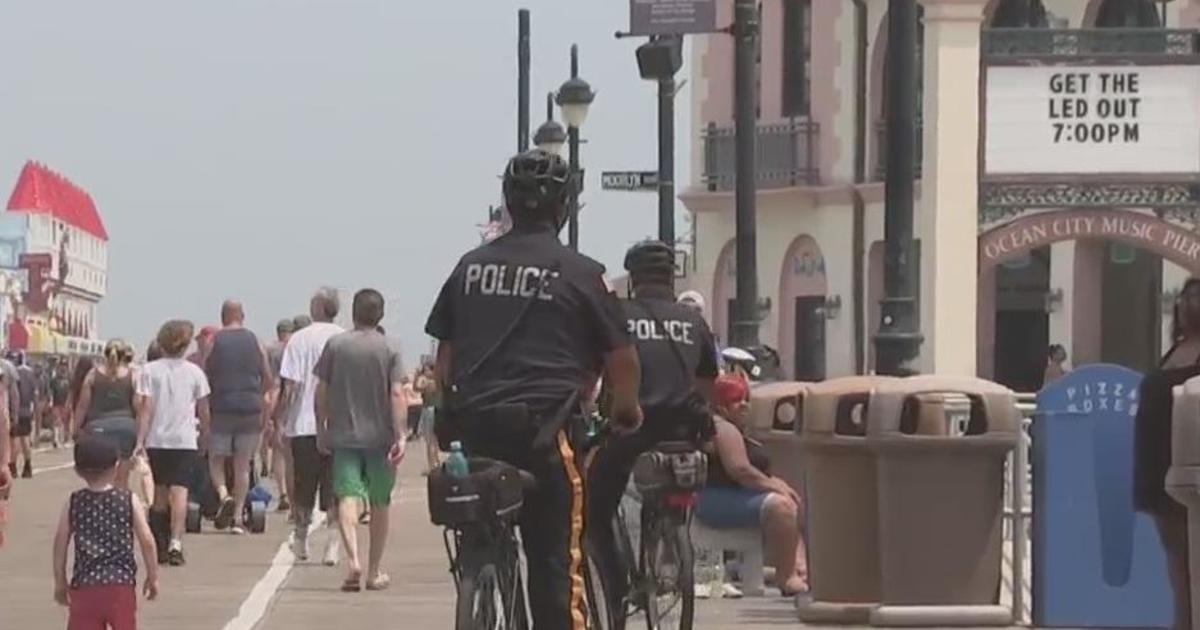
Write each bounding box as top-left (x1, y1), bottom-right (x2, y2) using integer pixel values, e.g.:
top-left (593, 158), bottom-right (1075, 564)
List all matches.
top-left (33, 462), bottom-right (74, 475)
top-left (221, 512), bottom-right (327, 630)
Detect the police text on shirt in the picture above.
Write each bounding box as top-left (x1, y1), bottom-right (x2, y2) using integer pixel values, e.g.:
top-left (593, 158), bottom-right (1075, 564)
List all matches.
top-left (627, 318), bottom-right (694, 344)
top-left (463, 263), bottom-right (558, 301)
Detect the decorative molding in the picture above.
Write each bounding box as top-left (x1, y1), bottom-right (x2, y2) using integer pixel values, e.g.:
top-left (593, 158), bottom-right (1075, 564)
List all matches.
top-left (980, 182), bottom-right (1200, 213)
top-left (979, 206), bottom-right (1026, 230)
top-left (1163, 208), bottom-right (1200, 230)
top-left (983, 28), bottom-right (1200, 58)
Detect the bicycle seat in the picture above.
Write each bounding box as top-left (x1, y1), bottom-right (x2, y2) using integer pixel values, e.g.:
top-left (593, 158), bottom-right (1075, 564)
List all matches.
top-left (655, 441), bottom-right (698, 454)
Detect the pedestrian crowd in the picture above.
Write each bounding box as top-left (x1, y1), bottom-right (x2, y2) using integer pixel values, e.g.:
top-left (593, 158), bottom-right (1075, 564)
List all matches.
top-left (0, 285), bottom-right (439, 629)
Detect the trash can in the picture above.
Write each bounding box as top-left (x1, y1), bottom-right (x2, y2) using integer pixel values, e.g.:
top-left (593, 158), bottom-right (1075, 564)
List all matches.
top-left (1166, 376), bottom-right (1200, 630)
top-left (867, 376), bottom-right (1019, 627)
top-left (747, 381), bottom-right (810, 493)
top-left (797, 376), bottom-right (895, 623)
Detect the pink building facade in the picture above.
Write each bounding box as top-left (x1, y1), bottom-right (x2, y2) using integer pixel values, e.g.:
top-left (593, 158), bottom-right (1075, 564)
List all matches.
top-left (680, 0), bottom-right (1200, 390)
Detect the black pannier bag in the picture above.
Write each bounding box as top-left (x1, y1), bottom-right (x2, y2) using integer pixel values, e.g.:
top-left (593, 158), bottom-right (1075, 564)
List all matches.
top-left (428, 459), bottom-right (526, 527)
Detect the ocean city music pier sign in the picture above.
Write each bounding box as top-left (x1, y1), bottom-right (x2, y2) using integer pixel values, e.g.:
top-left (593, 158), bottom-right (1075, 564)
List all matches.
top-left (979, 209), bottom-right (1200, 272)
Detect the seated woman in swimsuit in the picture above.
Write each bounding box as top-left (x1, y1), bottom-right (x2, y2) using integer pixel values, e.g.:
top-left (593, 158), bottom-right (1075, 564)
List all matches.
top-left (697, 373), bottom-right (809, 596)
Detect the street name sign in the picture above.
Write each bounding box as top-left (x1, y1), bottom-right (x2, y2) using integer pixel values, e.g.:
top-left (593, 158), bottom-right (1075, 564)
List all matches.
top-left (630, 0), bottom-right (717, 36)
top-left (602, 171), bottom-right (659, 191)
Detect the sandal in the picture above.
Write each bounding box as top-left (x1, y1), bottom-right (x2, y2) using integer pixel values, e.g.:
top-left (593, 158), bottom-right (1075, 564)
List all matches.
top-left (366, 573), bottom-right (391, 591)
top-left (341, 570), bottom-right (362, 593)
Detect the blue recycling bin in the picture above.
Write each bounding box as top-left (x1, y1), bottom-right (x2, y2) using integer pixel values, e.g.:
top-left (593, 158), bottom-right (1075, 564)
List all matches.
top-left (1032, 364), bottom-right (1172, 628)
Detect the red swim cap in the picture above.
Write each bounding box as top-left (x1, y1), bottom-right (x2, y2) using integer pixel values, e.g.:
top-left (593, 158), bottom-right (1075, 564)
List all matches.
top-left (714, 373), bottom-right (750, 408)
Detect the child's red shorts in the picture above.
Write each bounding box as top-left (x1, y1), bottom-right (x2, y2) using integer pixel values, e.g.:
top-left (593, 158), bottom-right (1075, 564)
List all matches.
top-left (68, 584), bottom-right (137, 630)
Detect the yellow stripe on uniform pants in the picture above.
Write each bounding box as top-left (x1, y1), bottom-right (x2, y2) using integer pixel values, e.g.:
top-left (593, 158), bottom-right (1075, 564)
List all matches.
top-left (556, 430), bottom-right (587, 630)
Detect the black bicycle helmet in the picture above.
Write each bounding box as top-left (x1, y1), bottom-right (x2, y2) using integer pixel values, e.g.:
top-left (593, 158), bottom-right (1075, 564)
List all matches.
top-left (502, 149), bottom-right (571, 226)
top-left (624, 240), bottom-right (676, 279)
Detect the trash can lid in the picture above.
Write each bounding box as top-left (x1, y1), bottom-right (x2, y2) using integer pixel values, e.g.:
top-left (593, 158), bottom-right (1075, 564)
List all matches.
top-left (866, 376), bottom-right (1020, 437)
top-left (802, 376), bottom-right (898, 435)
top-left (748, 381), bottom-right (809, 433)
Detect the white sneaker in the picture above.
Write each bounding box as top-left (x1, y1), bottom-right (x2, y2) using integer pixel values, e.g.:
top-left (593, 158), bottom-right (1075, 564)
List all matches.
top-left (694, 583), bottom-right (713, 599)
top-left (323, 535), bottom-right (340, 566)
top-left (721, 583), bottom-right (745, 599)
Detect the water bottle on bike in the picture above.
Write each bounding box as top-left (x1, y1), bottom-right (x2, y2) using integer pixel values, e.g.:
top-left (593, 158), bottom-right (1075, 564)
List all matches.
top-left (445, 441), bottom-right (469, 478)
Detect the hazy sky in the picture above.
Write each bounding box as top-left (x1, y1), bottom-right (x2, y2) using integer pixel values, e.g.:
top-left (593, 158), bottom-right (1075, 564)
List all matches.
top-left (0, 1), bottom-right (692, 361)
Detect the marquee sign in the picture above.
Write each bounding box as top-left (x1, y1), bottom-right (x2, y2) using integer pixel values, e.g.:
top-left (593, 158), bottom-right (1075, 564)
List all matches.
top-left (984, 65), bottom-right (1200, 177)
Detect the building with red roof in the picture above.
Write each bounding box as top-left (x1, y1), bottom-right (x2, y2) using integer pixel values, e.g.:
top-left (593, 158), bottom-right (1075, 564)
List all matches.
top-left (1, 161), bottom-right (109, 349)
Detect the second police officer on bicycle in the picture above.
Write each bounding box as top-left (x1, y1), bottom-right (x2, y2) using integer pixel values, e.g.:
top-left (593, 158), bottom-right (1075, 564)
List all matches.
top-left (588, 240), bottom-right (720, 619)
top-left (425, 148), bottom-right (644, 630)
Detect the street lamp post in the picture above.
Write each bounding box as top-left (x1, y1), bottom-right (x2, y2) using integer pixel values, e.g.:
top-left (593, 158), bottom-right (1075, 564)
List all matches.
top-left (518, 9), bottom-right (531, 152)
top-left (874, 0), bottom-right (923, 376)
top-left (732, 0), bottom-right (761, 349)
top-left (556, 44), bottom-right (595, 251)
top-left (635, 35), bottom-right (684, 246)
top-left (533, 93), bottom-right (567, 156)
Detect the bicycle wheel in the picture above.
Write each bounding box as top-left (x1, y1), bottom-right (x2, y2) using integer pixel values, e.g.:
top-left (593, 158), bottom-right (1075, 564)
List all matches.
top-left (641, 522), bottom-right (695, 630)
top-left (610, 512), bottom-right (638, 630)
top-left (585, 550), bottom-right (613, 630)
top-left (456, 562), bottom-right (508, 630)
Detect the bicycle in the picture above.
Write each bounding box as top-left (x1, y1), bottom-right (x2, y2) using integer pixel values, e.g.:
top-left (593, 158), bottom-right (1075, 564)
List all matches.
top-left (429, 456), bottom-right (610, 630)
top-left (602, 441), bottom-right (707, 630)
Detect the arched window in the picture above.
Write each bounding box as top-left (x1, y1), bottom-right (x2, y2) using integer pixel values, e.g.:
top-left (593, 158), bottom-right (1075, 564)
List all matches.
top-left (991, 0), bottom-right (1050, 27)
top-left (1095, 0), bottom-right (1162, 27)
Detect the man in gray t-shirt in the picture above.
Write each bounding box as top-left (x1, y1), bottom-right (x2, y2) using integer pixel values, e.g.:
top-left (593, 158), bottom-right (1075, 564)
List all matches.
top-left (314, 288), bottom-right (406, 589)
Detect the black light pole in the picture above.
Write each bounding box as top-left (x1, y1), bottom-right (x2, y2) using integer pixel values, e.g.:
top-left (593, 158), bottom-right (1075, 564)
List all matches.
top-left (657, 42), bottom-right (677, 246)
top-left (568, 122), bottom-right (581, 250)
top-left (635, 35), bottom-right (684, 246)
top-left (732, 0), bottom-right (761, 348)
top-left (874, 0), bottom-right (923, 376)
top-left (518, 9), bottom-right (531, 152)
top-left (556, 44), bottom-right (595, 252)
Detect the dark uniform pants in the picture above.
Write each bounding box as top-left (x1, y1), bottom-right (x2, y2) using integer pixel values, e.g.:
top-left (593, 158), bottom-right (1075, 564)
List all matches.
top-left (587, 428), bottom-right (653, 616)
top-left (466, 429), bottom-right (588, 630)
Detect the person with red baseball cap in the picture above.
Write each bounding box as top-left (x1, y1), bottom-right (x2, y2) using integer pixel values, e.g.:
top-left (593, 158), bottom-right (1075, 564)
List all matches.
top-left (698, 373), bottom-right (810, 596)
top-left (187, 326), bottom-right (219, 369)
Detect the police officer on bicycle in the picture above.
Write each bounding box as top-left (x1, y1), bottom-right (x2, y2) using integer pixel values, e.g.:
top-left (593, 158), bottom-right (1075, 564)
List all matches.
top-left (425, 149), bottom-right (643, 630)
top-left (588, 240), bottom-right (719, 618)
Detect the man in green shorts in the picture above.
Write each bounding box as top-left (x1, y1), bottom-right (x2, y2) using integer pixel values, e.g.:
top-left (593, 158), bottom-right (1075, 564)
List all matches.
top-left (314, 288), bottom-right (407, 592)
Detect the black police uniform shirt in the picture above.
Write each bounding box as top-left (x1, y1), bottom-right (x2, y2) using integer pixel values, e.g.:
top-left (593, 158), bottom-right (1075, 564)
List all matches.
top-left (622, 288), bottom-right (719, 418)
top-left (425, 223), bottom-right (630, 416)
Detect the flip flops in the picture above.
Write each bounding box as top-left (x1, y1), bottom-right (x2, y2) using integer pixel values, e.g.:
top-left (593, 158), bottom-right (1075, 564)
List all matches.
top-left (341, 570), bottom-right (363, 593)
